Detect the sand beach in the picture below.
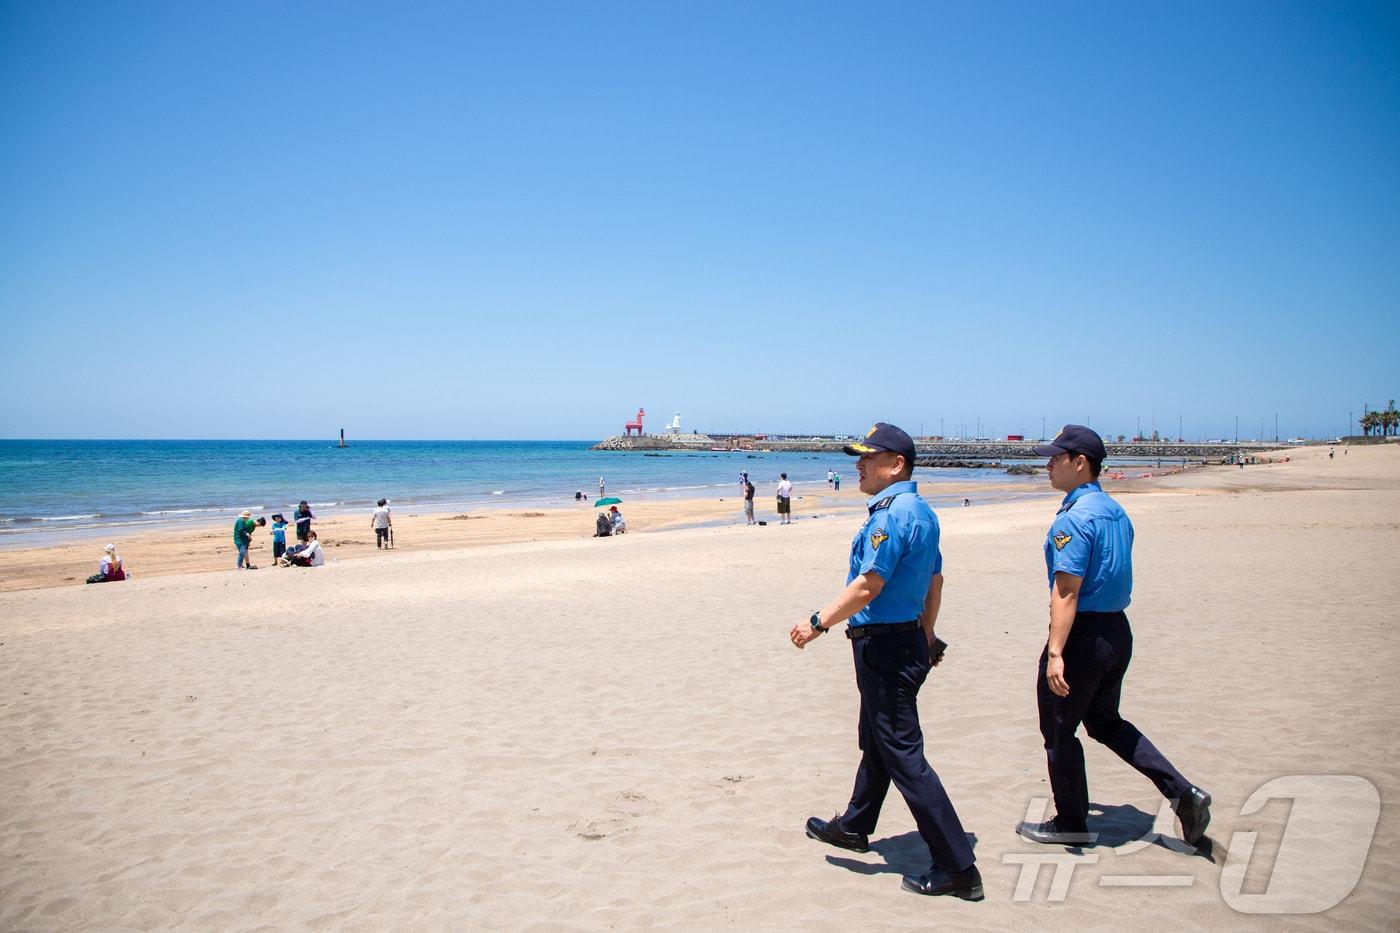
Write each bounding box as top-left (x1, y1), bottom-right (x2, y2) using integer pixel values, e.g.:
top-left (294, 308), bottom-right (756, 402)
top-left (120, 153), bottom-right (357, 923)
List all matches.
top-left (1, 443), bottom-right (1396, 928)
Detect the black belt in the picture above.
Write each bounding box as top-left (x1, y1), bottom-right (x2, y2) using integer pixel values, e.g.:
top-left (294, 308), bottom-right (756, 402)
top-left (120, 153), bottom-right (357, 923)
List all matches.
top-left (846, 620), bottom-right (921, 640)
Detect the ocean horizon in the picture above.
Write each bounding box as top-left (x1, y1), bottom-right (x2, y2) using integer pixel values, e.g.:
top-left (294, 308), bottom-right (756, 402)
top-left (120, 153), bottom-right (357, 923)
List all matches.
top-left (0, 439), bottom-right (1050, 545)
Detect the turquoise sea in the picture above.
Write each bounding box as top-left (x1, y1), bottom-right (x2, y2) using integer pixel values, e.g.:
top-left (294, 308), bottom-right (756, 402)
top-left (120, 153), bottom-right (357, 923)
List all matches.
top-left (0, 439), bottom-right (1050, 544)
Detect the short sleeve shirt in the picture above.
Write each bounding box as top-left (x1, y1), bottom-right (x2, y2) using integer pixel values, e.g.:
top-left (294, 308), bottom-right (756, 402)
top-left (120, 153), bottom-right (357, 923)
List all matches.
top-left (372, 507), bottom-right (391, 529)
top-left (777, 480), bottom-right (793, 498)
top-left (1044, 481), bottom-right (1133, 612)
top-left (846, 481), bottom-right (942, 628)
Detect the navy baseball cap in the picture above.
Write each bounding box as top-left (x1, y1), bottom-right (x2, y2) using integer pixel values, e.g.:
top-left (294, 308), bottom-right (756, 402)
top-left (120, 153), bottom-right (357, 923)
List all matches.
top-left (1033, 424), bottom-right (1107, 462)
top-left (843, 422), bottom-right (917, 465)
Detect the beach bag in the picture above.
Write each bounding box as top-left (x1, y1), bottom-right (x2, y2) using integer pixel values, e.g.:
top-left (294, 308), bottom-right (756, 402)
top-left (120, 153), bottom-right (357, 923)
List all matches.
top-left (85, 572), bottom-right (106, 584)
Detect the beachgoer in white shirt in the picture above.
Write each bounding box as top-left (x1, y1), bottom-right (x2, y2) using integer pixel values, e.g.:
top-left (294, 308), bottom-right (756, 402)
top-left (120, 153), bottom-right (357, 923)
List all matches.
top-left (371, 498), bottom-right (392, 548)
top-left (776, 473), bottom-right (794, 525)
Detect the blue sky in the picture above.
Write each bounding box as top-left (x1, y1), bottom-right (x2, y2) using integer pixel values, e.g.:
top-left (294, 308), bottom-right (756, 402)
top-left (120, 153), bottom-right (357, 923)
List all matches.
top-left (2, 1), bottom-right (1396, 441)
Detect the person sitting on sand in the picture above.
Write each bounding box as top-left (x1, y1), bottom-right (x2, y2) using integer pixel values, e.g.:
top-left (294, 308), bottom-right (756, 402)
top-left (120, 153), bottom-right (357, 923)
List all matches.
top-left (85, 543), bottom-right (127, 583)
top-left (594, 511), bottom-right (613, 537)
top-left (609, 505), bottom-right (626, 534)
top-left (279, 530), bottom-right (324, 567)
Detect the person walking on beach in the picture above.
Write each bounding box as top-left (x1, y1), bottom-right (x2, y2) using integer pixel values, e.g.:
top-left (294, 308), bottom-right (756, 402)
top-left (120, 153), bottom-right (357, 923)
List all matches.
top-left (234, 509), bottom-right (258, 569)
top-left (790, 422), bottom-right (982, 901)
top-left (776, 473), bottom-right (793, 524)
top-left (743, 476), bottom-right (756, 525)
top-left (598, 477), bottom-right (606, 497)
top-left (372, 498), bottom-right (392, 548)
top-left (827, 469), bottom-right (834, 487)
top-left (833, 472), bottom-right (841, 492)
top-left (1016, 425), bottom-right (1211, 848)
top-left (293, 501), bottom-right (314, 542)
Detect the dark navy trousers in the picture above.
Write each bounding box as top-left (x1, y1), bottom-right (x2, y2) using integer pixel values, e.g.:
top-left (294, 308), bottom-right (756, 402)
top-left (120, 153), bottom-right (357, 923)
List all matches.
top-left (839, 627), bottom-right (975, 871)
top-left (1037, 611), bottom-right (1191, 832)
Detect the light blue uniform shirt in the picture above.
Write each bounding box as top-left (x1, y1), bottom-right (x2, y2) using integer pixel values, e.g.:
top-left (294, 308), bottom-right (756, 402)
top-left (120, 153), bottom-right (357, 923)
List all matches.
top-left (1044, 481), bottom-right (1133, 612)
top-left (847, 481), bottom-right (942, 628)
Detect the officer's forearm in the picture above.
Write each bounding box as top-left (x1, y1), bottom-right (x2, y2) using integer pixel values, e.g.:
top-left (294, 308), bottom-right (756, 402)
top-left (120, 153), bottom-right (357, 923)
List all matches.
top-left (819, 573), bottom-right (885, 630)
top-left (1047, 574), bottom-right (1081, 656)
top-left (922, 573), bottom-right (944, 637)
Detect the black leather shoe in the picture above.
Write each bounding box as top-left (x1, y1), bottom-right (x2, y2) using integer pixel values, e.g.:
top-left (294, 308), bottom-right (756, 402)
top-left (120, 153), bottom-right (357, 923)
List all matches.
top-left (1015, 819), bottom-right (1096, 846)
top-left (804, 815), bottom-right (869, 853)
top-left (901, 865), bottom-right (984, 901)
top-left (1174, 786), bottom-right (1212, 846)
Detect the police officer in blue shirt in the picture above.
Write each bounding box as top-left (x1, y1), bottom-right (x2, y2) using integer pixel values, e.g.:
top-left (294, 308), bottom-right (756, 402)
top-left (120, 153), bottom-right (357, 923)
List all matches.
top-left (790, 422), bottom-right (982, 901)
top-left (1015, 425), bottom-right (1212, 848)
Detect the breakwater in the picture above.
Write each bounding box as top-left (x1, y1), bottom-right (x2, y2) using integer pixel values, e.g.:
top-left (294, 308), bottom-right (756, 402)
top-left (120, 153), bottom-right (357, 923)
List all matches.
top-left (594, 434), bottom-right (1286, 463)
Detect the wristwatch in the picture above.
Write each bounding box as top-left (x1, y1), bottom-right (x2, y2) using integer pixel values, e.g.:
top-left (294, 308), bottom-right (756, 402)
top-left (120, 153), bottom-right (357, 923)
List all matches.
top-left (810, 611), bottom-right (826, 634)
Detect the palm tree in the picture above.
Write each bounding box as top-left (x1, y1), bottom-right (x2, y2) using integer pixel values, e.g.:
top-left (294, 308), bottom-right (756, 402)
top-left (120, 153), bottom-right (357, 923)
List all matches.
top-left (1360, 411), bottom-right (1378, 436)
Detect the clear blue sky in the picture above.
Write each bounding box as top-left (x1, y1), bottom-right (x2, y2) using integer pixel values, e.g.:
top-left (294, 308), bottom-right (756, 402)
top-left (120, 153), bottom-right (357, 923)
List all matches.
top-left (2, 1), bottom-right (1396, 441)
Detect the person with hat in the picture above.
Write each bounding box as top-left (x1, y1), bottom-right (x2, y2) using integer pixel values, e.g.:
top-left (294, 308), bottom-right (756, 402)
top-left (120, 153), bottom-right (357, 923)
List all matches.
top-left (293, 501), bottom-right (314, 542)
top-left (790, 422), bottom-right (982, 901)
top-left (608, 504), bottom-right (626, 534)
top-left (269, 513), bottom-right (289, 563)
top-left (1016, 424), bottom-right (1211, 848)
top-left (233, 509), bottom-right (258, 570)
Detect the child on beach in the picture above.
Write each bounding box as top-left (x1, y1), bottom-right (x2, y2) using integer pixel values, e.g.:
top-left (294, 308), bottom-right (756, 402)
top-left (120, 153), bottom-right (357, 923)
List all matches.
top-left (270, 514), bottom-right (288, 563)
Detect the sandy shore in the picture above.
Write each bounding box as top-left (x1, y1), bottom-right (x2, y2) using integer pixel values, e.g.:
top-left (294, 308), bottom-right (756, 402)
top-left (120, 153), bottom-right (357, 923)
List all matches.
top-left (1, 442), bottom-right (1396, 928)
top-left (0, 480), bottom-right (1033, 594)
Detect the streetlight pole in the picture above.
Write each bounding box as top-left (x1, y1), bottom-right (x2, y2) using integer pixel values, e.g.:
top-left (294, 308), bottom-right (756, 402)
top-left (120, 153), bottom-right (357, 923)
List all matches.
top-left (1041, 416), bottom-right (1046, 440)
top-left (1234, 415), bottom-right (1239, 444)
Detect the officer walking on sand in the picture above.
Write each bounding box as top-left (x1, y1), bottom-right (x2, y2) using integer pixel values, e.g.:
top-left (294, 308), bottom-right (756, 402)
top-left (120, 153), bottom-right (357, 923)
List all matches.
top-left (790, 422), bottom-right (982, 901)
top-left (1016, 424), bottom-right (1212, 848)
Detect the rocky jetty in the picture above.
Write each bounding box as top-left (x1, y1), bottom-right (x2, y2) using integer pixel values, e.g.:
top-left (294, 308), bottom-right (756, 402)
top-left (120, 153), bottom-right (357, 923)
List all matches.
top-left (593, 433), bottom-right (715, 451)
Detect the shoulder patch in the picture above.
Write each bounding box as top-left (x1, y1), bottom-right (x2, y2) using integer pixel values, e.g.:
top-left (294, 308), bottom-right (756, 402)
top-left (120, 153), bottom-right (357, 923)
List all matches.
top-left (870, 528), bottom-right (889, 550)
top-left (1053, 531), bottom-right (1072, 551)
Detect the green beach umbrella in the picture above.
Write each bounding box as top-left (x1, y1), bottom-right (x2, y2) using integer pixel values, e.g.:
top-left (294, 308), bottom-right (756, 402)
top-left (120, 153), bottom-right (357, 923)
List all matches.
top-left (594, 496), bottom-right (622, 507)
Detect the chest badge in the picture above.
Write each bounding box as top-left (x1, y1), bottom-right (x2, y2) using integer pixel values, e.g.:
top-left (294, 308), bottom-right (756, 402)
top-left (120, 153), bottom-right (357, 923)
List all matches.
top-left (870, 528), bottom-right (889, 550)
top-left (1053, 531), bottom-right (1072, 551)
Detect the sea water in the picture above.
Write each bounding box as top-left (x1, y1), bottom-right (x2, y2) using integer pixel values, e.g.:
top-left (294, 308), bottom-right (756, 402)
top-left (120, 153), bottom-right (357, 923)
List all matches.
top-left (0, 439), bottom-right (1049, 544)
